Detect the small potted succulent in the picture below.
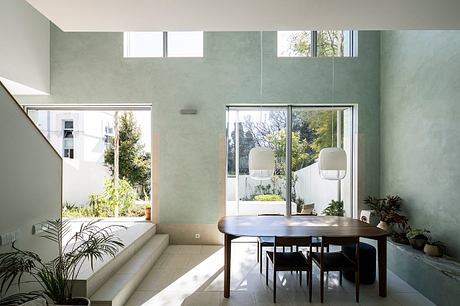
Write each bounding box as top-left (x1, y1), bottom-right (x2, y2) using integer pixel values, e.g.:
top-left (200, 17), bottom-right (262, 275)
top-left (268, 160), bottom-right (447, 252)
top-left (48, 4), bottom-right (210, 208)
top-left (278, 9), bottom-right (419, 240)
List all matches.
top-left (406, 228), bottom-right (430, 250)
top-left (424, 239), bottom-right (445, 257)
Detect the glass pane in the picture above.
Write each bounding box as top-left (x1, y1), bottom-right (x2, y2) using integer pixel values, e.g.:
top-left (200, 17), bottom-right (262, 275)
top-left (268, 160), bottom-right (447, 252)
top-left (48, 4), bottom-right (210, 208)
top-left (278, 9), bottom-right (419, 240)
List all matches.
top-left (226, 108), bottom-right (288, 216)
top-left (317, 31), bottom-right (346, 57)
top-left (64, 121), bottom-right (73, 129)
top-left (64, 130), bottom-right (73, 138)
top-left (27, 109), bottom-right (152, 219)
top-left (277, 31), bottom-right (311, 57)
top-left (63, 138), bottom-right (74, 149)
top-left (291, 108), bottom-right (352, 217)
top-left (123, 32), bottom-right (163, 58)
top-left (167, 32), bottom-right (203, 57)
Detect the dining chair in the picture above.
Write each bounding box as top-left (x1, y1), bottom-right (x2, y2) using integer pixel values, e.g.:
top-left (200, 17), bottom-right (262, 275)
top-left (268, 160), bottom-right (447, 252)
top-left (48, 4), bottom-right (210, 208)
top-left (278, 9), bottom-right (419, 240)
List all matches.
top-left (265, 236), bottom-right (313, 303)
top-left (257, 214), bottom-right (284, 273)
top-left (312, 236), bottom-right (360, 303)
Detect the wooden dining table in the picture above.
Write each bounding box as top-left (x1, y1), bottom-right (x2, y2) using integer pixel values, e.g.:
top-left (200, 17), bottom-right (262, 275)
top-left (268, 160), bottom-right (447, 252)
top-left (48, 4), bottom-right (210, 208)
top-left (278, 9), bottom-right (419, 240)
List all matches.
top-left (218, 215), bottom-right (389, 298)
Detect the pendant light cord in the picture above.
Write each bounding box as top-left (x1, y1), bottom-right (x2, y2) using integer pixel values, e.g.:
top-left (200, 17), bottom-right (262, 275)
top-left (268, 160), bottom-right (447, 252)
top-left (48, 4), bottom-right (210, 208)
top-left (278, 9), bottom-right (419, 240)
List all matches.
top-left (332, 56), bottom-right (335, 147)
top-left (260, 31), bottom-right (263, 97)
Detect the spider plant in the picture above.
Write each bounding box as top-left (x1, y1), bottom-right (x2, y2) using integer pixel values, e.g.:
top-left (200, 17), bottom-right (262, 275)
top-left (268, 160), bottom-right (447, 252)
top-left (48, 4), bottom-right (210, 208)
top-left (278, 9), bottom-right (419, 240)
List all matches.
top-left (0, 219), bottom-right (125, 305)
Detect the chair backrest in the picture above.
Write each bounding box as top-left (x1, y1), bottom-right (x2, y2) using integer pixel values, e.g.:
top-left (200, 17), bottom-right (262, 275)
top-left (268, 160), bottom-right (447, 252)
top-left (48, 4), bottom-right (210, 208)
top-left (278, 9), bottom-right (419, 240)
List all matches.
top-left (275, 236), bottom-right (312, 247)
top-left (258, 213), bottom-right (283, 216)
top-left (320, 236), bottom-right (360, 267)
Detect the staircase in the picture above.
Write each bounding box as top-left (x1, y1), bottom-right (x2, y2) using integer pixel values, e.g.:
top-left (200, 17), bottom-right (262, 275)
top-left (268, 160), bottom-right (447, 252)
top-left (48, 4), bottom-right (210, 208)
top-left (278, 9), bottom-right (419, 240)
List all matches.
top-left (71, 222), bottom-right (169, 306)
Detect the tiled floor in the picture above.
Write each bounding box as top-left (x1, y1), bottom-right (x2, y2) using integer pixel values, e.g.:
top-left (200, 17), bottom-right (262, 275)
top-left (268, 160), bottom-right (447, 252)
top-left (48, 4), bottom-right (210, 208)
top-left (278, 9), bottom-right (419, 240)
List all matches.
top-left (125, 243), bottom-right (436, 306)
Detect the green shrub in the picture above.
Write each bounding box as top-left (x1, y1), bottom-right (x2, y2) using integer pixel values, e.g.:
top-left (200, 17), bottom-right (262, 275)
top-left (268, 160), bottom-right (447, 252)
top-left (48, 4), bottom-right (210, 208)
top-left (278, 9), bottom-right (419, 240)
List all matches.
top-left (102, 178), bottom-right (137, 216)
top-left (254, 194), bottom-right (284, 201)
top-left (322, 200), bottom-right (345, 216)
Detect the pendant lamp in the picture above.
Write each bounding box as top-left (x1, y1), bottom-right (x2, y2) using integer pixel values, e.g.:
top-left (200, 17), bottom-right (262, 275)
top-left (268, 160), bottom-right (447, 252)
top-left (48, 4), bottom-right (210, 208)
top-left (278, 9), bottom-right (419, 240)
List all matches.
top-left (249, 147), bottom-right (274, 180)
top-left (318, 147), bottom-right (346, 180)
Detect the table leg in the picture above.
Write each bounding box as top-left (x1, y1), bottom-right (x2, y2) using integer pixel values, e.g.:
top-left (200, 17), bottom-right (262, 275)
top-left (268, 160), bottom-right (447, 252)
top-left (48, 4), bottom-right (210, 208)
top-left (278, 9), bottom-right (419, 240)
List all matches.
top-left (377, 237), bottom-right (387, 297)
top-left (224, 234), bottom-right (235, 298)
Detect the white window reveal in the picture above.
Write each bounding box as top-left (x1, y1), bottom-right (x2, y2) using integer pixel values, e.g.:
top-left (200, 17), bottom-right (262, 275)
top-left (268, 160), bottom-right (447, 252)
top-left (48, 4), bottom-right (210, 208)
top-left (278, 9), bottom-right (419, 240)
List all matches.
top-left (63, 120), bottom-right (74, 159)
top-left (123, 32), bottom-right (204, 58)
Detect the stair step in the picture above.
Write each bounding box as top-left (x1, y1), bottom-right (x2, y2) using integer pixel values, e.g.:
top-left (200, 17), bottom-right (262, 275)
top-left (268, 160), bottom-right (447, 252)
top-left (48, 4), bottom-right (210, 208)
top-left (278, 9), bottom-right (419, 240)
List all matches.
top-left (90, 234), bottom-right (169, 306)
top-left (72, 223), bottom-right (157, 297)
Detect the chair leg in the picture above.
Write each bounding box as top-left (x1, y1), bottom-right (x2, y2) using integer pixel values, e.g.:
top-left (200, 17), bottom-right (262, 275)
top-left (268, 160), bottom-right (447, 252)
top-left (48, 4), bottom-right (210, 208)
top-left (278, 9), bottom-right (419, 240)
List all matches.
top-left (273, 270), bottom-right (277, 303)
top-left (299, 271), bottom-right (302, 286)
top-left (265, 254), bottom-right (269, 286)
top-left (339, 271), bottom-right (342, 286)
top-left (257, 241), bottom-right (259, 262)
top-left (259, 245), bottom-right (263, 274)
top-left (309, 270), bottom-right (312, 303)
top-left (355, 270), bottom-right (360, 303)
top-left (320, 270), bottom-right (324, 303)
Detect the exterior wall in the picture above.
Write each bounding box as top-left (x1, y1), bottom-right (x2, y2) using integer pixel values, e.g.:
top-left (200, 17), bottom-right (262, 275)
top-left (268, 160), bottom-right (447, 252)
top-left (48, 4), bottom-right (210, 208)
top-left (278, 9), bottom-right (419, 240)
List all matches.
top-left (295, 163), bottom-right (340, 216)
top-left (380, 31), bottom-right (460, 259)
top-left (0, 0), bottom-right (49, 93)
top-left (63, 159), bottom-right (110, 206)
top-left (19, 28), bottom-right (381, 243)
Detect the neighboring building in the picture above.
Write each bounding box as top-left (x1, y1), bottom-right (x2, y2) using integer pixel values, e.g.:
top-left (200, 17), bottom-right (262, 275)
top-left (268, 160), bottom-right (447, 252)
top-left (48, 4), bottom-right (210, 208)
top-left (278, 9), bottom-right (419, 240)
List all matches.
top-left (29, 110), bottom-right (113, 206)
top-left (30, 110), bottom-right (114, 164)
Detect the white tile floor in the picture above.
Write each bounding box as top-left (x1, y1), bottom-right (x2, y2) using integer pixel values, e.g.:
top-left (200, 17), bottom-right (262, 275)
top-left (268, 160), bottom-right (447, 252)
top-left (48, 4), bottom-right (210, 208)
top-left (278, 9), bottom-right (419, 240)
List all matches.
top-left (125, 243), bottom-right (436, 306)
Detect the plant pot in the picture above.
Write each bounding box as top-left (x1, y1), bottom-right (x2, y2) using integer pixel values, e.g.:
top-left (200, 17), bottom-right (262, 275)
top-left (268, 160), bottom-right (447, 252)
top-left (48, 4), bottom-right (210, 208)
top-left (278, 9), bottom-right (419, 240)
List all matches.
top-left (424, 244), bottom-right (443, 257)
top-left (409, 237), bottom-right (427, 250)
top-left (145, 207), bottom-right (151, 221)
top-left (50, 297), bottom-right (91, 306)
top-left (376, 221), bottom-right (390, 232)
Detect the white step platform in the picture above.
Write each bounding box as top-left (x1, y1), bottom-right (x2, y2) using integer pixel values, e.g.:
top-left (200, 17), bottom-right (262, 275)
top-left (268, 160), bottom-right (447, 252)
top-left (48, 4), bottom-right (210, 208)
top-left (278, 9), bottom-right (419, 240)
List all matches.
top-left (90, 233), bottom-right (169, 306)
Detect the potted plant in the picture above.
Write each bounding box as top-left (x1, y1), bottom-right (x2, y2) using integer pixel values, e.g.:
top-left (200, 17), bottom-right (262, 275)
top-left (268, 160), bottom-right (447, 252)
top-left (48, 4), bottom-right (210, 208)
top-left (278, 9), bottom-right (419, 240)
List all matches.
top-left (424, 239), bottom-right (445, 257)
top-left (406, 228), bottom-right (430, 250)
top-left (0, 219), bottom-right (125, 305)
top-left (322, 200), bottom-right (345, 216)
top-left (144, 189), bottom-right (151, 221)
top-left (389, 214), bottom-right (410, 244)
top-left (364, 195), bottom-right (403, 231)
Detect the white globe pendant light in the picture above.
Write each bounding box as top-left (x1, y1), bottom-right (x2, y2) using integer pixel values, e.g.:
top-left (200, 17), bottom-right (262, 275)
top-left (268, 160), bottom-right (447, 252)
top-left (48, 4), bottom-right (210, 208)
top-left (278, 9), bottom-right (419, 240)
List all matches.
top-left (249, 147), bottom-right (274, 180)
top-left (318, 147), bottom-right (347, 180)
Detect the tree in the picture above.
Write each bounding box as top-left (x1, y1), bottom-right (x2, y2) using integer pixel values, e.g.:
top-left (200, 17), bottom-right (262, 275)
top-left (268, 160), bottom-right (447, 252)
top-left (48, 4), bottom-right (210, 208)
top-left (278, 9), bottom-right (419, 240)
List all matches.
top-left (104, 112), bottom-right (151, 197)
top-left (286, 31), bottom-right (345, 57)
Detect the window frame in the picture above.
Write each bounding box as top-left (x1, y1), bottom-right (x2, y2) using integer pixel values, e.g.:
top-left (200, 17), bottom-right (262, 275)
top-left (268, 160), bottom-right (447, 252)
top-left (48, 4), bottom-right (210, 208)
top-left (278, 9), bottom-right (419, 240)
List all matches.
top-left (123, 31), bottom-right (204, 58)
top-left (277, 30), bottom-right (358, 58)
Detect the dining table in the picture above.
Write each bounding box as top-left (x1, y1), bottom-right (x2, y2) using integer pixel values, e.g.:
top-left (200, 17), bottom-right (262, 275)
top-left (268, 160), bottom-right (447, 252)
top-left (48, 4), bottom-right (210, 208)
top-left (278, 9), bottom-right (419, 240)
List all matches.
top-left (217, 215), bottom-right (389, 298)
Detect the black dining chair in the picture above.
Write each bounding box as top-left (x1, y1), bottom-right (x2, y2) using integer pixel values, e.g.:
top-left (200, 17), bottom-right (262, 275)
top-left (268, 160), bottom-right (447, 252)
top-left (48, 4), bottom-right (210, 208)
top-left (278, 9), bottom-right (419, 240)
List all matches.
top-left (257, 214), bottom-right (284, 273)
top-left (265, 236), bottom-right (313, 303)
top-left (312, 236), bottom-right (360, 303)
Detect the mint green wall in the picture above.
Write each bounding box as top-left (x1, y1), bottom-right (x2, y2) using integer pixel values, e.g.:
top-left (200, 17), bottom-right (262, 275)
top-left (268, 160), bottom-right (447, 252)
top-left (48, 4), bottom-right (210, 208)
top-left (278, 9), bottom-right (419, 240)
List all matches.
top-left (381, 31), bottom-right (460, 258)
top-left (20, 27), bottom-right (381, 224)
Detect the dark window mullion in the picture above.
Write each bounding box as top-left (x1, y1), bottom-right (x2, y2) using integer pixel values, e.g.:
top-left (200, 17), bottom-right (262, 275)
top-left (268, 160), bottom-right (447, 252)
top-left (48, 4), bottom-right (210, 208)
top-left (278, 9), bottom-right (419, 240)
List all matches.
top-left (163, 31), bottom-right (168, 57)
top-left (311, 31), bottom-right (317, 57)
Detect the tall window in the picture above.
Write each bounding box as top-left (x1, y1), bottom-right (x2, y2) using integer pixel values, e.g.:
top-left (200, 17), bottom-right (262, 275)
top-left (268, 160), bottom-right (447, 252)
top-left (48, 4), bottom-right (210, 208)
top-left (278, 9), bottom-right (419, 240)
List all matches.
top-left (226, 106), bottom-right (355, 217)
top-left (63, 120), bottom-right (74, 159)
top-left (277, 31), bottom-right (357, 57)
top-left (123, 32), bottom-right (204, 58)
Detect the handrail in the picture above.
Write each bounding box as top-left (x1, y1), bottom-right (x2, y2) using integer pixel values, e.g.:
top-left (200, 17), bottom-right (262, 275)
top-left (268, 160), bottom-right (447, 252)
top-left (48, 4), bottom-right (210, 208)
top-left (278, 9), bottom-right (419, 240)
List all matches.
top-left (0, 81), bottom-right (62, 160)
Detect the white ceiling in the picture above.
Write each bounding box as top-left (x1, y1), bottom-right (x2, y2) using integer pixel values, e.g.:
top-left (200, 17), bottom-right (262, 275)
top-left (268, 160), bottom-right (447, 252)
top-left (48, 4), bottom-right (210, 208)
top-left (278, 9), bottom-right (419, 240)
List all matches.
top-left (26, 0), bottom-right (460, 32)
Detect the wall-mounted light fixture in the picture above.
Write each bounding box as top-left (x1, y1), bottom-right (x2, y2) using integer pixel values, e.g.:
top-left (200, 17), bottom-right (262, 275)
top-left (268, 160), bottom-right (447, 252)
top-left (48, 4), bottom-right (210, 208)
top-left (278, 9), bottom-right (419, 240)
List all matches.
top-left (180, 108), bottom-right (198, 115)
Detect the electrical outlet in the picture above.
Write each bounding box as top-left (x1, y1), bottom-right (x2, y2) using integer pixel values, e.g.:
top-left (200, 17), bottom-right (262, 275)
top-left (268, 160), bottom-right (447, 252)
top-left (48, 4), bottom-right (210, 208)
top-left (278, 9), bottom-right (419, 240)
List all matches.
top-left (195, 234), bottom-right (201, 239)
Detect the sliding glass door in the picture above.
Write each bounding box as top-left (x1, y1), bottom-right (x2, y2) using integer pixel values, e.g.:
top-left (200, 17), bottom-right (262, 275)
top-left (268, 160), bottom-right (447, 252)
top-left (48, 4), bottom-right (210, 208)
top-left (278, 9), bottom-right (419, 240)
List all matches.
top-left (226, 105), bottom-right (355, 217)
